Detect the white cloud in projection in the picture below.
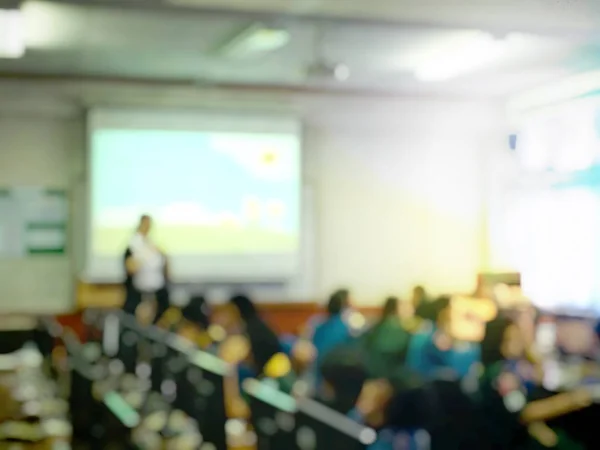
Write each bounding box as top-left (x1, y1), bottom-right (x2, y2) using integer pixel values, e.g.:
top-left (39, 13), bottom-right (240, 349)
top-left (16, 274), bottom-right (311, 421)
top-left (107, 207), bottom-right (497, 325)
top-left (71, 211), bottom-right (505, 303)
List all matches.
top-left (155, 202), bottom-right (220, 225)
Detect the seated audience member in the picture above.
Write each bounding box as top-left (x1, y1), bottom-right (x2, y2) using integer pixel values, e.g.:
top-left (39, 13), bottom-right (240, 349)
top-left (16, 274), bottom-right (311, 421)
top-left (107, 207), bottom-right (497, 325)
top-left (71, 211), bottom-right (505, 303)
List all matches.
top-left (412, 285), bottom-right (434, 323)
top-left (478, 316), bottom-right (591, 450)
top-left (360, 297), bottom-right (411, 378)
top-left (310, 289), bottom-right (356, 390)
top-left (318, 344), bottom-right (369, 416)
top-left (157, 294), bottom-right (208, 327)
top-left (381, 379), bottom-right (491, 450)
top-left (222, 294), bottom-right (282, 376)
top-left (406, 296), bottom-right (480, 380)
top-left (181, 296), bottom-right (214, 350)
top-left (303, 288), bottom-right (352, 339)
top-left (311, 290), bottom-right (353, 354)
top-left (412, 285), bottom-right (428, 311)
top-left (356, 372), bottom-right (488, 449)
top-left (216, 295), bottom-right (287, 419)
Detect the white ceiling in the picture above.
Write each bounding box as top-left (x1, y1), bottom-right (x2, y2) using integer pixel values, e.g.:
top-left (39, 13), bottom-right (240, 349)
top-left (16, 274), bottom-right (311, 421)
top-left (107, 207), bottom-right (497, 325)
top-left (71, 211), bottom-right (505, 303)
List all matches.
top-left (0, 0), bottom-right (597, 98)
top-left (166, 0), bottom-right (600, 36)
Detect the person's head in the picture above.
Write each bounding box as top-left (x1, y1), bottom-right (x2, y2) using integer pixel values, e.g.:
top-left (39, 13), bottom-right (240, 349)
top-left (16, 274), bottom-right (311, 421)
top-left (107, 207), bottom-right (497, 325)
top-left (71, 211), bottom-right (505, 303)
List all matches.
top-left (228, 294), bottom-right (257, 323)
top-left (182, 295), bottom-right (211, 330)
top-left (431, 296), bottom-right (452, 330)
top-left (319, 345), bottom-right (368, 414)
top-left (385, 380), bottom-right (487, 450)
top-left (382, 296), bottom-right (399, 319)
top-left (481, 315), bottom-right (525, 367)
top-left (326, 289), bottom-right (350, 316)
top-left (411, 286), bottom-right (427, 307)
top-left (137, 215), bottom-right (152, 236)
top-left (215, 294), bottom-right (255, 332)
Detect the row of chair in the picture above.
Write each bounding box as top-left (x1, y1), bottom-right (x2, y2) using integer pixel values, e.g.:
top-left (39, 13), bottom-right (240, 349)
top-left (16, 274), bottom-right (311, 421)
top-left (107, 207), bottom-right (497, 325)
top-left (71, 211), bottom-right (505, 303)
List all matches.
top-left (35, 311), bottom-right (377, 450)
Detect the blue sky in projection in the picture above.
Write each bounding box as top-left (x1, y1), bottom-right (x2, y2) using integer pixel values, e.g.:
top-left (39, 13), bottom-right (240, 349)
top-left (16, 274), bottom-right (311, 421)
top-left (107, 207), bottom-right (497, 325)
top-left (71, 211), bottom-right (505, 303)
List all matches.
top-left (91, 129), bottom-right (300, 232)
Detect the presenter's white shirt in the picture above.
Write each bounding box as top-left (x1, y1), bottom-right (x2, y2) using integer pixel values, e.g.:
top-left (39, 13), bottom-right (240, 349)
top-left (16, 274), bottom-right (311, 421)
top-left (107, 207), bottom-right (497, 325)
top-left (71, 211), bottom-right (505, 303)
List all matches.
top-left (129, 233), bottom-right (165, 292)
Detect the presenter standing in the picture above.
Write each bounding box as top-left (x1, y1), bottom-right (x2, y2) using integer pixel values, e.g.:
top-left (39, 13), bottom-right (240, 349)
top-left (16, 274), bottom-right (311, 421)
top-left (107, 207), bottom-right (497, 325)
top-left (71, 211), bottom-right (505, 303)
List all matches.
top-left (123, 215), bottom-right (170, 323)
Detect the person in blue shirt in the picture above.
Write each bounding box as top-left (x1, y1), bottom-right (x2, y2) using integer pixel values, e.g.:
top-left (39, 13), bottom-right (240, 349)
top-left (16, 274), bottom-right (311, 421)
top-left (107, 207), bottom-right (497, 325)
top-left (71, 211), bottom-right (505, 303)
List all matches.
top-left (303, 289), bottom-right (351, 338)
top-left (406, 296), bottom-right (480, 380)
top-left (310, 289), bottom-right (355, 391)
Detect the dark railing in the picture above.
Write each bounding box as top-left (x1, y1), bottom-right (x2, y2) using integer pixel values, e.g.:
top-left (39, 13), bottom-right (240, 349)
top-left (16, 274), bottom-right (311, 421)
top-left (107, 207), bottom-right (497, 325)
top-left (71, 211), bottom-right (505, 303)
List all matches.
top-left (243, 377), bottom-right (376, 450)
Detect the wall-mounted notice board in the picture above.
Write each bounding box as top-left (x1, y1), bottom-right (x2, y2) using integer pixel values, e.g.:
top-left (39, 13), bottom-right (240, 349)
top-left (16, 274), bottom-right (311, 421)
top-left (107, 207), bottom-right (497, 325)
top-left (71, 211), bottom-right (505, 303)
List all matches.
top-left (0, 187), bottom-right (68, 257)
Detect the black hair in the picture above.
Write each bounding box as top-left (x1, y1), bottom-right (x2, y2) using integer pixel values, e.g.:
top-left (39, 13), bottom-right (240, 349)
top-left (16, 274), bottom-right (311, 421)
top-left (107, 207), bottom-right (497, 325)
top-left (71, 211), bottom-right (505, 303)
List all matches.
top-left (382, 296), bottom-right (399, 318)
top-left (385, 380), bottom-right (491, 450)
top-left (230, 294), bottom-right (257, 321)
top-left (326, 289), bottom-right (349, 316)
top-left (319, 345), bottom-right (367, 414)
top-left (416, 295), bottom-right (450, 323)
top-left (364, 297), bottom-right (399, 346)
top-left (230, 294), bottom-right (281, 373)
top-left (480, 315), bottom-right (514, 367)
top-left (182, 295), bottom-right (210, 329)
top-left (432, 296), bottom-right (451, 325)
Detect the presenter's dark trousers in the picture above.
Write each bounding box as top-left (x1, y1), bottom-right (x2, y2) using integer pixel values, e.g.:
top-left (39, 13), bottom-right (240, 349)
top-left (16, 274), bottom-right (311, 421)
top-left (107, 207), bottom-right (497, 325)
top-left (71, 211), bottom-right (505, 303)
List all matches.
top-left (122, 285), bottom-right (170, 324)
top-left (120, 285), bottom-right (170, 373)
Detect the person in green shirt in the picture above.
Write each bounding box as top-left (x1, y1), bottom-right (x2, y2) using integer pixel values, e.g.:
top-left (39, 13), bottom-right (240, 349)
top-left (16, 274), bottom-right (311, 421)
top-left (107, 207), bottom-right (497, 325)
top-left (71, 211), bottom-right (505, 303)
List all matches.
top-left (360, 297), bottom-right (411, 379)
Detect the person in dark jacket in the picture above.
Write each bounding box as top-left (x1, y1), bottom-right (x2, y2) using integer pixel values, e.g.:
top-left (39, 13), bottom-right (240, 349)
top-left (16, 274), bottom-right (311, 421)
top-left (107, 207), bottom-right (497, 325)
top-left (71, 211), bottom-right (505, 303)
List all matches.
top-left (478, 316), bottom-right (590, 450)
top-left (319, 344), bottom-right (368, 415)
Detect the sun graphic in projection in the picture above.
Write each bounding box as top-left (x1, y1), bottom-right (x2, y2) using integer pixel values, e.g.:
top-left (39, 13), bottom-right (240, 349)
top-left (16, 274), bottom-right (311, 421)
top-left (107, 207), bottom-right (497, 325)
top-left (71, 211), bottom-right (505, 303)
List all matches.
top-left (260, 148), bottom-right (279, 166)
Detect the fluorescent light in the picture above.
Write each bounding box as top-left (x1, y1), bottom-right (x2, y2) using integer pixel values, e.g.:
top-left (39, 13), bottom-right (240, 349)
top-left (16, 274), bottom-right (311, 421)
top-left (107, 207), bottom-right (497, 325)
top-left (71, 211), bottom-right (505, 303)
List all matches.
top-left (218, 24), bottom-right (290, 59)
top-left (0, 9), bottom-right (25, 58)
top-left (413, 31), bottom-right (506, 82)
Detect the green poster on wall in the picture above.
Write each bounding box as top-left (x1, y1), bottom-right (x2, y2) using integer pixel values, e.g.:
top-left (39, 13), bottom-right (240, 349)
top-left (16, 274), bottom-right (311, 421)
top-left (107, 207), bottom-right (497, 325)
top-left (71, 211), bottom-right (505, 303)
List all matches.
top-left (0, 187), bottom-right (68, 258)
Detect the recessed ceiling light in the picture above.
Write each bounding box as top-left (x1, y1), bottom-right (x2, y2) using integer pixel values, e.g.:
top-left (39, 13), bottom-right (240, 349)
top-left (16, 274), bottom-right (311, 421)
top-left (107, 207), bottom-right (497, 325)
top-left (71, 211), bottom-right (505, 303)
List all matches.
top-left (333, 64), bottom-right (350, 81)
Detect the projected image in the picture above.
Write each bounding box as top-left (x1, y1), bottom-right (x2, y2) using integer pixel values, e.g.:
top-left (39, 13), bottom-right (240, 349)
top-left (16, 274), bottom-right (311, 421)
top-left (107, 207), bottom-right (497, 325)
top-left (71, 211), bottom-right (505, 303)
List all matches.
top-left (91, 129), bottom-right (301, 256)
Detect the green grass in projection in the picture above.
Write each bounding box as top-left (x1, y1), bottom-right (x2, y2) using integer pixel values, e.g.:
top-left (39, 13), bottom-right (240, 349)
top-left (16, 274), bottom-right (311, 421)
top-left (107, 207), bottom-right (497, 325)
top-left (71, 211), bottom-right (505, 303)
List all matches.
top-left (91, 129), bottom-right (301, 255)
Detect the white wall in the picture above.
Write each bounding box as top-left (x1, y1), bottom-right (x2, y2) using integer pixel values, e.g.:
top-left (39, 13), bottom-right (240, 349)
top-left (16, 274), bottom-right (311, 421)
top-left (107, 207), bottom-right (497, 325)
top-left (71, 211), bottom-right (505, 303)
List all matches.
top-left (0, 111), bottom-right (83, 313)
top-left (0, 80), bottom-right (505, 311)
top-left (309, 100), bottom-right (505, 304)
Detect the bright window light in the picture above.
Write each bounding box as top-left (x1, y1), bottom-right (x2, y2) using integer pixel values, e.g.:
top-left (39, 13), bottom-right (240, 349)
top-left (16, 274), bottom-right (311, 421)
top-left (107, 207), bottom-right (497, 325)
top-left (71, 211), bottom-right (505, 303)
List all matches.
top-left (413, 31), bottom-right (506, 82)
top-left (0, 9), bottom-right (25, 58)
